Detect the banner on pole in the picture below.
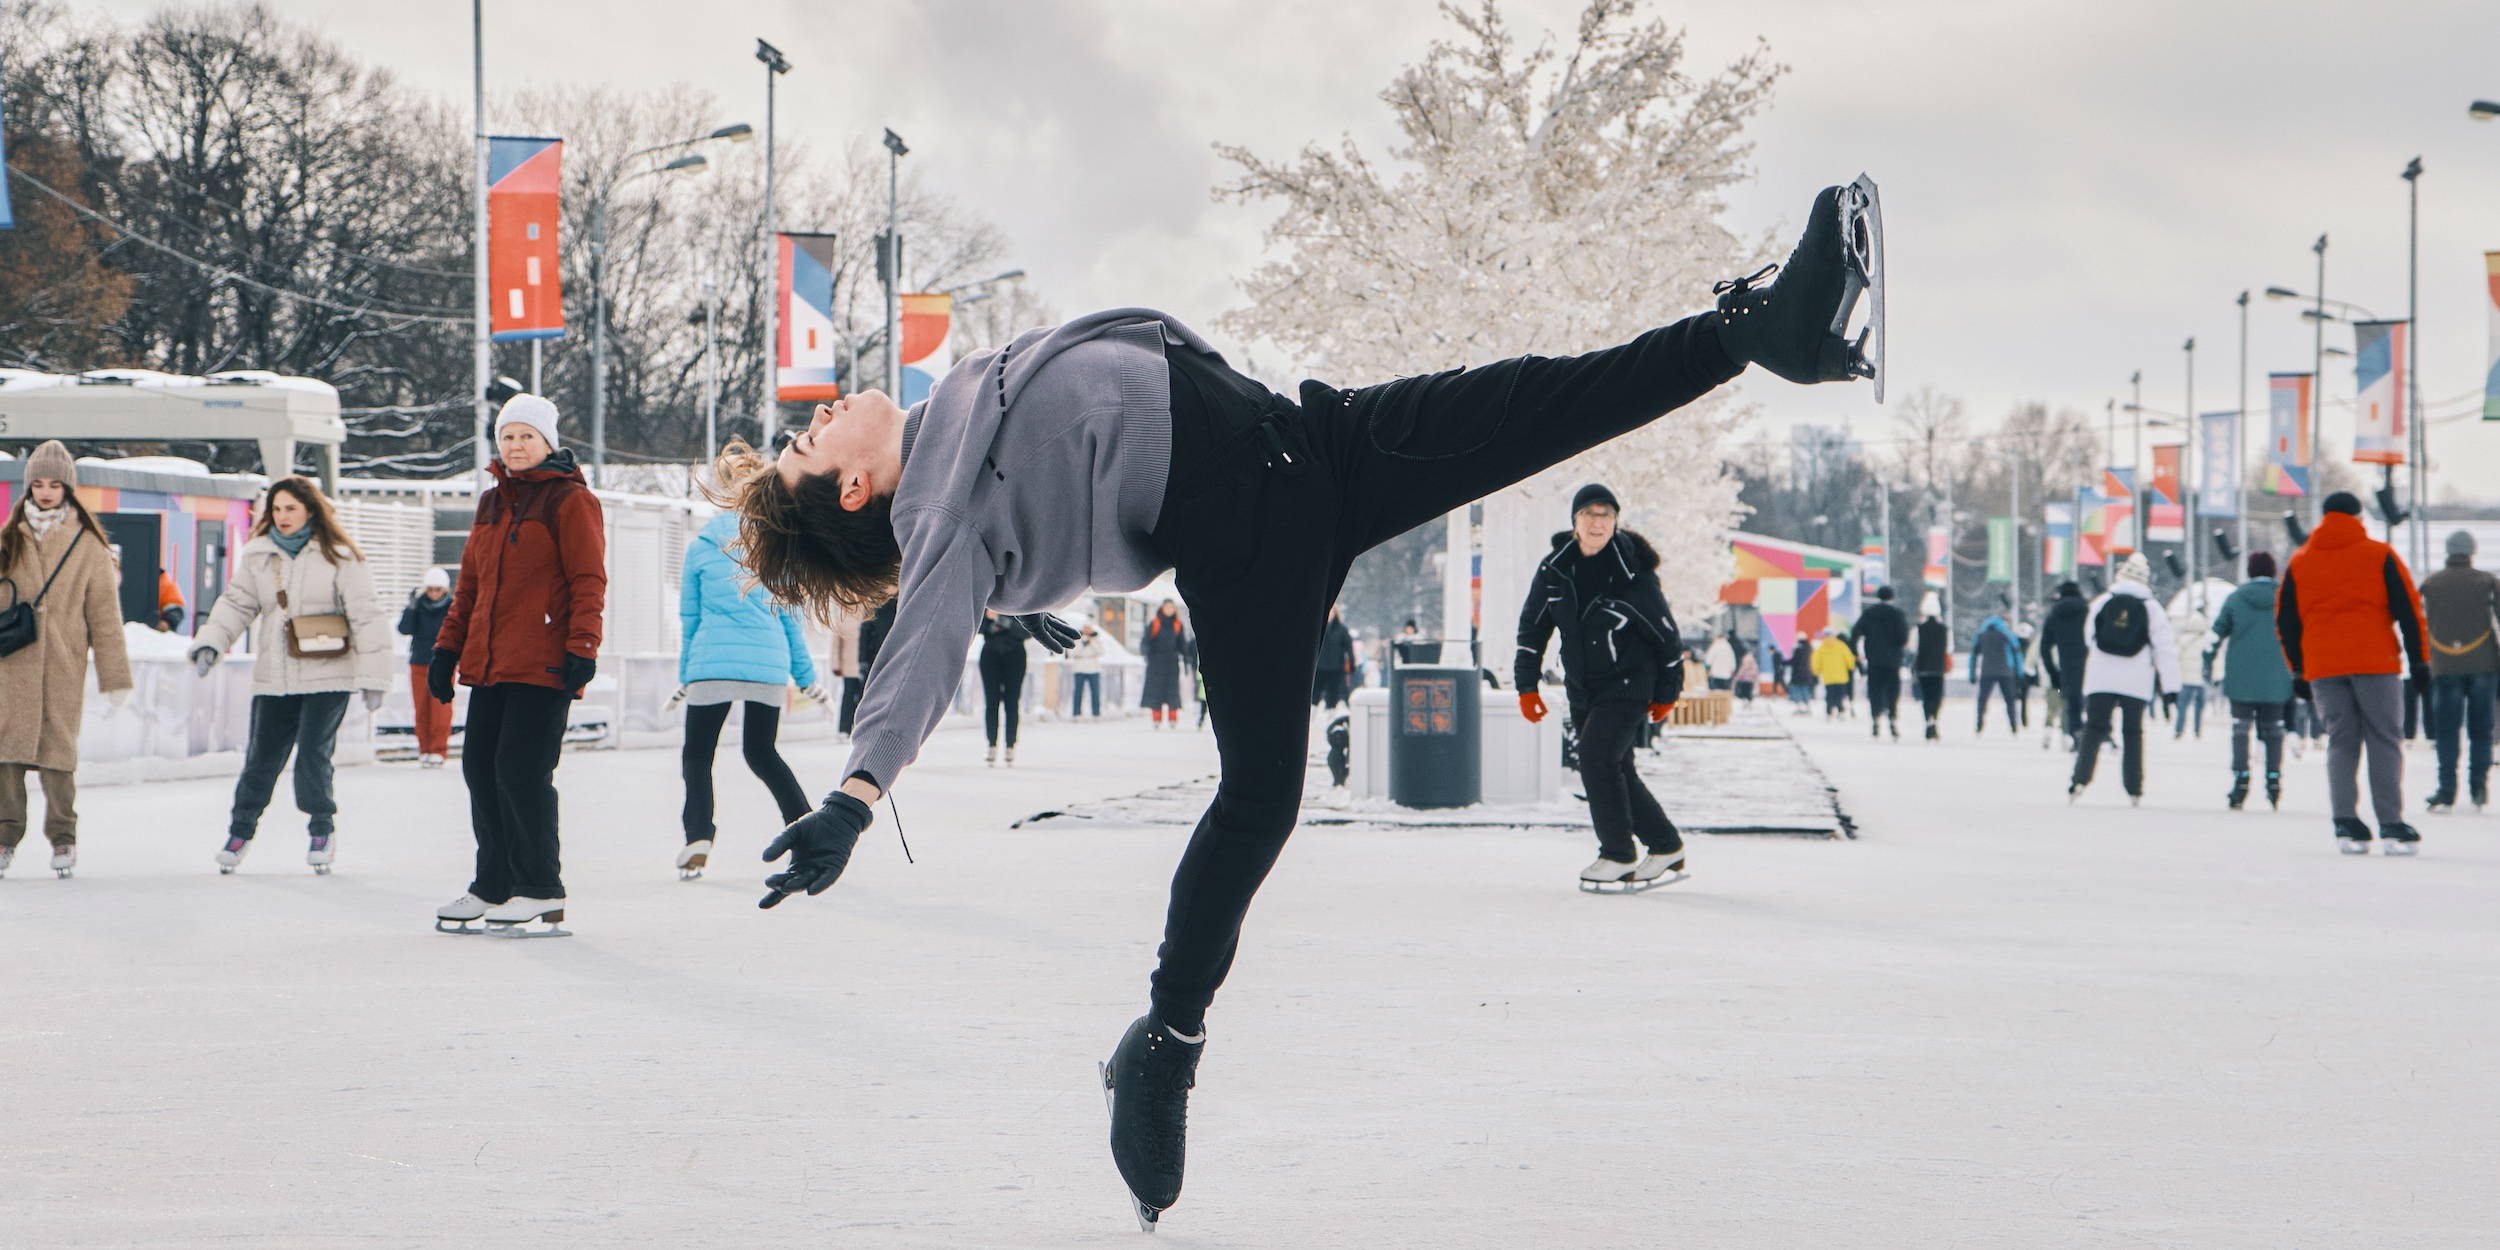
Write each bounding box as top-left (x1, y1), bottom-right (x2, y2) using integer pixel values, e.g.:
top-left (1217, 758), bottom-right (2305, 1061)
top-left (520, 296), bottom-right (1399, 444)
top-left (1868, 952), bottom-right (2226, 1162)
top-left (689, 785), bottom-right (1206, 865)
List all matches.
top-left (1923, 525), bottom-right (1948, 587)
top-left (2098, 468), bottom-right (2136, 554)
top-left (2077, 490), bottom-right (2108, 567)
top-left (2351, 320), bottom-right (2408, 464)
top-left (486, 136), bottom-right (563, 343)
top-left (2485, 253), bottom-right (2500, 420)
top-left (896, 293), bottom-right (953, 406)
top-left (2264, 373), bottom-right (2312, 496)
top-left (1860, 535), bottom-right (1887, 591)
top-left (2146, 445), bottom-right (2183, 543)
top-left (1986, 517), bottom-right (2013, 583)
top-left (2042, 503), bottom-right (2075, 576)
top-left (2196, 411), bottom-right (2238, 516)
top-left (776, 232), bottom-right (841, 401)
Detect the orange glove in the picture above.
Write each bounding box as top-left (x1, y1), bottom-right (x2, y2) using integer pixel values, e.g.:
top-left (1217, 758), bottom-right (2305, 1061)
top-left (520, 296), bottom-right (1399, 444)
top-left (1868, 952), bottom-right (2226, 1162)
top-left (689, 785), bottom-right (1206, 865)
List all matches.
top-left (1518, 691), bottom-right (1547, 723)
top-left (1648, 701), bottom-right (1674, 723)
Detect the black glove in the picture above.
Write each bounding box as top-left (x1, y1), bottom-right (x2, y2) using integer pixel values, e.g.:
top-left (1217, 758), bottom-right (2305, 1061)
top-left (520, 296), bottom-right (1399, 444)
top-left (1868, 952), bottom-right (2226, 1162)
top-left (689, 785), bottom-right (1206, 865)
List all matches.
top-left (427, 648), bottom-right (458, 704)
top-left (759, 791), bottom-right (873, 909)
top-left (2409, 662), bottom-right (2433, 691)
top-left (2292, 678), bottom-right (2312, 702)
top-left (2161, 692), bottom-right (2177, 717)
top-left (1013, 612), bottom-right (1082, 654)
top-left (561, 652), bottom-right (596, 696)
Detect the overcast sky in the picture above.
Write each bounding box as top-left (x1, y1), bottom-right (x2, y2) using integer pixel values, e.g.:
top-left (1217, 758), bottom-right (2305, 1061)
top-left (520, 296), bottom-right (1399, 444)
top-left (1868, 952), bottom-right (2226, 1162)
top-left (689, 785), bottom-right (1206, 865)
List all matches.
top-left (95, 0), bottom-right (2500, 498)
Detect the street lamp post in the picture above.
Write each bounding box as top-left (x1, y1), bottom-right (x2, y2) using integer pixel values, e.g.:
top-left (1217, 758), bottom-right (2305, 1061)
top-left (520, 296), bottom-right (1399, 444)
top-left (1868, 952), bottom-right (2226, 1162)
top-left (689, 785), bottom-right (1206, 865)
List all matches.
top-left (590, 139), bottom-right (732, 486)
top-left (2130, 370), bottom-right (2143, 556)
top-left (2402, 157), bottom-right (2424, 574)
top-left (880, 129), bottom-right (909, 399)
top-left (2311, 234), bottom-right (2326, 531)
top-left (2184, 336), bottom-right (2196, 599)
top-left (757, 39), bottom-right (791, 448)
top-left (2236, 290), bottom-right (2249, 570)
top-left (471, 0), bottom-right (490, 478)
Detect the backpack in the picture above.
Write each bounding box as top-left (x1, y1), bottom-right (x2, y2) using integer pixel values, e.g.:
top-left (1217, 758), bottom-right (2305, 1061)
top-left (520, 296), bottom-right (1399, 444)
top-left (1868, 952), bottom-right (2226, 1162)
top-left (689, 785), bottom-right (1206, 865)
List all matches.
top-left (2093, 595), bottom-right (2151, 658)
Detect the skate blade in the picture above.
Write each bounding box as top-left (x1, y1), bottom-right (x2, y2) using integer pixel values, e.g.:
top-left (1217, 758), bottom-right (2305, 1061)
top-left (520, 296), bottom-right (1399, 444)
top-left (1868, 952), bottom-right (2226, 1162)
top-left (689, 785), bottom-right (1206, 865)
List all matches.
top-left (1098, 1060), bottom-right (1166, 1232)
top-left (1838, 173), bottom-right (1885, 402)
top-left (1580, 872), bottom-right (1686, 894)
top-left (485, 922), bottom-right (572, 939)
top-left (434, 919), bottom-right (485, 935)
top-left (678, 868), bottom-right (704, 881)
top-left (2383, 843), bottom-right (2420, 857)
top-left (312, 864), bottom-right (332, 875)
top-left (2337, 841), bottom-right (2370, 855)
top-left (55, 869), bottom-right (72, 879)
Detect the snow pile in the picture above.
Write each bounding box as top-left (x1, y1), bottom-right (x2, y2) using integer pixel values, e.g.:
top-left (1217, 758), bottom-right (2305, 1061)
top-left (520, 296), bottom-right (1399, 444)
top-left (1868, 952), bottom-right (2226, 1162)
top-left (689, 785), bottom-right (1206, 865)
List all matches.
top-left (121, 621), bottom-right (200, 658)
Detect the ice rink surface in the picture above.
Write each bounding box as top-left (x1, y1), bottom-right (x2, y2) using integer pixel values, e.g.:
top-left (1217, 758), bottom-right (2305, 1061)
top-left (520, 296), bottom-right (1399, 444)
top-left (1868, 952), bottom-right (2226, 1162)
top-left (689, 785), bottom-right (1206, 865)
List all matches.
top-left (4, 700), bottom-right (2495, 1248)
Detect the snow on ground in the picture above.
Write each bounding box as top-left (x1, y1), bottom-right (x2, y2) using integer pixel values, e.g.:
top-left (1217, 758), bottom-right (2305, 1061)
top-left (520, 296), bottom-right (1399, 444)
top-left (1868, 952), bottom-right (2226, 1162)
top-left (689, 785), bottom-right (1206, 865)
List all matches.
top-left (3, 698), bottom-right (2495, 1248)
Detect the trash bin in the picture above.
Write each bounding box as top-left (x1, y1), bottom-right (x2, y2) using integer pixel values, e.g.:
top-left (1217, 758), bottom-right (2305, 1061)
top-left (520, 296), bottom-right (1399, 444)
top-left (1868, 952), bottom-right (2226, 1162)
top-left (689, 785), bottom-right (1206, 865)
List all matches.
top-left (1389, 659), bottom-right (1480, 808)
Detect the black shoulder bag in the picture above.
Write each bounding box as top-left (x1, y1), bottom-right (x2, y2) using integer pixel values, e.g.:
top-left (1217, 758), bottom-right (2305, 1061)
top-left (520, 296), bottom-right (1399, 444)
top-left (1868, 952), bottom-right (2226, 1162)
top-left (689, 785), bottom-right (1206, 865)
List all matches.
top-left (0, 527), bottom-right (88, 659)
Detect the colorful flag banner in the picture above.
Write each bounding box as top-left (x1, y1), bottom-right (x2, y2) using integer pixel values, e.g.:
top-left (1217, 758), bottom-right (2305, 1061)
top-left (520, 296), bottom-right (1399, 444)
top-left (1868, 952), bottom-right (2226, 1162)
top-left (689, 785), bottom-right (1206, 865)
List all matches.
top-left (2146, 445), bottom-right (2184, 543)
top-left (1986, 517), bottom-right (2014, 583)
top-left (2098, 468), bottom-right (2136, 554)
top-left (486, 136), bottom-right (564, 343)
top-left (1716, 533), bottom-right (1860, 658)
top-left (896, 293), bottom-right (953, 406)
top-left (2484, 253), bottom-right (2500, 421)
top-left (1860, 534), bottom-right (1887, 591)
top-left (2196, 410), bottom-right (2238, 517)
top-left (2351, 320), bottom-right (2407, 464)
top-left (2042, 502), bottom-right (2075, 576)
top-left (776, 232), bottom-right (841, 401)
top-left (2265, 373), bottom-right (2313, 496)
top-left (1923, 525), bottom-right (1949, 587)
top-left (2077, 489), bottom-right (2108, 567)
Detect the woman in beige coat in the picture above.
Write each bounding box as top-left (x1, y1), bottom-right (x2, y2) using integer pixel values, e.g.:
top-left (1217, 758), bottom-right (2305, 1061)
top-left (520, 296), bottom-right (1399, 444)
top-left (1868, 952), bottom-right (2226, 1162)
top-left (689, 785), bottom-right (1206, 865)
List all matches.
top-left (190, 476), bottom-right (391, 874)
top-left (0, 441), bottom-right (132, 878)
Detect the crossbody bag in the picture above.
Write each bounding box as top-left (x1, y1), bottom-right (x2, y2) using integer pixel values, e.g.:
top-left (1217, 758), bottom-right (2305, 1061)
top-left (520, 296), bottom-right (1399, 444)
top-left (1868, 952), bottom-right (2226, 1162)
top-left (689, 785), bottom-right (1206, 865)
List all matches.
top-left (0, 527), bottom-right (86, 660)
top-left (275, 562), bottom-right (352, 658)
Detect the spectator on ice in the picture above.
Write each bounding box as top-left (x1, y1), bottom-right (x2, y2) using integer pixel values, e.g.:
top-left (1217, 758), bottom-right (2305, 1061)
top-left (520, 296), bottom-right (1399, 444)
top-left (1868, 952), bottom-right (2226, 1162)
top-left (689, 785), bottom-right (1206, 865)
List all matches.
top-left (2209, 551), bottom-right (2293, 810)
top-left (671, 509), bottom-right (826, 880)
top-left (2418, 531), bottom-right (2499, 813)
top-left (2277, 491), bottom-right (2430, 853)
top-left (2068, 554), bottom-right (2180, 805)
top-left (398, 567), bottom-right (454, 767)
top-left (1811, 627), bottom-right (1857, 718)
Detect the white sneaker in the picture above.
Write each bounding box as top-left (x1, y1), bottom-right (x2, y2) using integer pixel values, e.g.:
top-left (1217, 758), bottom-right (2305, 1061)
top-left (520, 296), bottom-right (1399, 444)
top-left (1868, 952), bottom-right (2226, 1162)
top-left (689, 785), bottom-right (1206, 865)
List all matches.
top-left (307, 833), bottom-right (335, 872)
top-left (1578, 857), bottom-right (1638, 884)
top-left (216, 835), bottom-right (250, 874)
top-left (676, 840), bottom-right (712, 880)
top-left (435, 892), bottom-right (490, 933)
top-left (1005, 746), bottom-right (1016, 766)
top-left (1631, 850), bottom-right (1685, 881)
top-left (986, 746), bottom-right (998, 766)
top-left (419, 753), bottom-right (445, 768)
top-left (50, 845), bottom-right (76, 878)
top-left (483, 896), bottom-right (569, 937)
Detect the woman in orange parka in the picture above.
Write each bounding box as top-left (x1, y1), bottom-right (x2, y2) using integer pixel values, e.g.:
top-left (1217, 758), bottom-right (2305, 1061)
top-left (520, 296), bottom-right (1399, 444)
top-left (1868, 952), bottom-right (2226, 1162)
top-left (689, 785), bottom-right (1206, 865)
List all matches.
top-left (426, 395), bottom-right (608, 934)
top-left (2275, 490), bottom-right (2429, 854)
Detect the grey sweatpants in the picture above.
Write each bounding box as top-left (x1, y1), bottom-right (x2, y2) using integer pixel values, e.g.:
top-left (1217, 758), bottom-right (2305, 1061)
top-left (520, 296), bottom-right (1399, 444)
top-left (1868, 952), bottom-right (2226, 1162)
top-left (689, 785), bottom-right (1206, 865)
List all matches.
top-left (2312, 673), bottom-right (2405, 826)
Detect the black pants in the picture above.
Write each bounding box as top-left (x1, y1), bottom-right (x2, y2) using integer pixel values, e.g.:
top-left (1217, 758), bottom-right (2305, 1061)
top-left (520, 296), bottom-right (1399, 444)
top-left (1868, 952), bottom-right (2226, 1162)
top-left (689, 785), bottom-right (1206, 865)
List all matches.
top-left (837, 676), bottom-right (864, 733)
top-left (1144, 313), bottom-right (1739, 1032)
top-left (1865, 667), bottom-right (1901, 722)
top-left (682, 700), bottom-right (811, 842)
top-left (980, 650), bottom-right (1026, 748)
top-left (2229, 697), bottom-right (2285, 775)
top-left (1916, 673), bottom-right (1945, 723)
top-left (1975, 674), bottom-right (2021, 732)
top-left (462, 682), bottom-right (570, 903)
top-left (2072, 692), bottom-right (2147, 795)
top-left (228, 691), bottom-right (349, 838)
top-left (1575, 700), bottom-right (1683, 862)
top-left (2058, 670), bottom-right (2086, 737)
top-left (1311, 670), bottom-right (1350, 709)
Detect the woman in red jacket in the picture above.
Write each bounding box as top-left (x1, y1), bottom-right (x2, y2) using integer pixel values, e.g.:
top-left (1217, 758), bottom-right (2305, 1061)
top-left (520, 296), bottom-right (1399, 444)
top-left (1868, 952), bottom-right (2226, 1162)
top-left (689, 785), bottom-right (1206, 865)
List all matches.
top-left (428, 395), bottom-right (608, 935)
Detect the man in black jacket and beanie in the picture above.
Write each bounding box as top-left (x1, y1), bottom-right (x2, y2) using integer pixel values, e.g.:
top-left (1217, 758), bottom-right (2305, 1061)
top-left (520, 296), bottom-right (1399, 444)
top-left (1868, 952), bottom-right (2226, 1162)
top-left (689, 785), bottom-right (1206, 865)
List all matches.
top-left (1515, 484), bottom-right (1687, 891)
top-left (1850, 585), bottom-right (1910, 739)
top-left (2040, 580), bottom-right (2090, 746)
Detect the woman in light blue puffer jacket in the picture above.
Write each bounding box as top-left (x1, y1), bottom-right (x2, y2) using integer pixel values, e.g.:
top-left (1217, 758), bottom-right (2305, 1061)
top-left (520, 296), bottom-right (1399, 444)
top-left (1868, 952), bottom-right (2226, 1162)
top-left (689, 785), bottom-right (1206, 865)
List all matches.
top-left (673, 512), bottom-right (829, 878)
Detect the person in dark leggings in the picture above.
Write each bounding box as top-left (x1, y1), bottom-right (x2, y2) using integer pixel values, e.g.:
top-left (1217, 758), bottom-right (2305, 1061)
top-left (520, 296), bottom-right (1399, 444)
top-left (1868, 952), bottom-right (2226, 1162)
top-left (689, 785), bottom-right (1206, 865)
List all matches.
top-left (681, 700), bottom-right (811, 858)
top-left (978, 613), bottom-right (1029, 765)
top-left (1913, 596), bottom-right (1949, 739)
top-left (718, 183), bottom-right (1870, 1223)
top-left (1513, 484), bottom-right (1685, 888)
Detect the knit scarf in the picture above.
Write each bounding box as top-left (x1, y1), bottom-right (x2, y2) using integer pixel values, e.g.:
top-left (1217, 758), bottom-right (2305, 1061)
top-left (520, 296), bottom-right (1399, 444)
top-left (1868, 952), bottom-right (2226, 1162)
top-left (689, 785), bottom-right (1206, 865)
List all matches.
top-left (22, 503), bottom-right (70, 540)
top-left (270, 526), bottom-right (313, 558)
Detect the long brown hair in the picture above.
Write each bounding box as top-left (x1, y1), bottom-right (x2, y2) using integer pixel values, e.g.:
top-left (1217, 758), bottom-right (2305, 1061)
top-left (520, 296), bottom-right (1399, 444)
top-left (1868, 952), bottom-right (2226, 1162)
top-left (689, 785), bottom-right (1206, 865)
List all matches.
top-left (1, 482), bottom-right (111, 580)
top-left (702, 438), bottom-right (899, 625)
top-left (251, 476), bottom-right (365, 565)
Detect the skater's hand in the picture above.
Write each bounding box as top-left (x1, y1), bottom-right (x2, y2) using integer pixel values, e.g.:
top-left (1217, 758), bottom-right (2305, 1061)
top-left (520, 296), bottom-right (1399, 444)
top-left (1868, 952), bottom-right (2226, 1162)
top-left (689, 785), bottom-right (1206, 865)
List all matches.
top-left (2292, 677), bottom-right (2312, 702)
top-left (1518, 691), bottom-right (1547, 723)
top-left (561, 652), bottom-right (597, 697)
top-left (107, 687), bottom-right (131, 709)
top-left (1648, 702), bottom-right (1673, 723)
top-left (2410, 661), bottom-right (2432, 691)
top-left (427, 648), bottom-right (458, 704)
top-left (800, 680), bottom-right (833, 709)
top-left (664, 685), bottom-right (687, 712)
top-left (189, 646), bottom-right (219, 678)
top-left (1013, 612), bottom-right (1082, 654)
top-left (361, 689), bottom-right (386, 712)
top-left (759, 791), bottom-right (873, 909)
top-left (2161, 692), bottom-right (2177, 717)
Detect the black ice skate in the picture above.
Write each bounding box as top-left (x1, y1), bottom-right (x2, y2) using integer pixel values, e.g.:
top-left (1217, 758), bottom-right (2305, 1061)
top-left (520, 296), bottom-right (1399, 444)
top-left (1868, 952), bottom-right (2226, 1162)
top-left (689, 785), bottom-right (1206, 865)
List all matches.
top-left (2265, 772), bottom-right (2282, 810)
top-left (1713, 175), bottom-right (1885, 399)
top-left (2379, 822), bottom-right (2421, 856)
top-left (2333, 818), bottom-right (2372, 855)
top-left (2227, 771), bottom-right (2249, 811)
top-left (1101, 1013), bottom-right (1201, 1231)
top-left (2424, 788), bottom-right (2455, 814)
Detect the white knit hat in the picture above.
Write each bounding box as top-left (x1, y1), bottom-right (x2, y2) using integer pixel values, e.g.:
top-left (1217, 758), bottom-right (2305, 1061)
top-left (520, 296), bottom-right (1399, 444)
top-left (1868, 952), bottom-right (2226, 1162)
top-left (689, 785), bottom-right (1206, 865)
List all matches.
top-left (496, 393), bottom-right (561, 449)
top-left (422, 566), bottom-right (451, 590)
top-left (2117, 552), bottom-right (2151, 585)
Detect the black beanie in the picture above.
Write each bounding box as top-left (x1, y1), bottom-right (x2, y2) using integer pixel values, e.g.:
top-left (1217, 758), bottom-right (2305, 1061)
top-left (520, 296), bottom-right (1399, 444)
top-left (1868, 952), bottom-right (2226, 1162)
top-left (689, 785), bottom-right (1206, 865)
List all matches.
top-left (1875, 585), bottom-right (1895, 600)
top-left (2322, 491), bottom-right (2362, 516)
top-left (1571, 483), bottom-right (1621, 515)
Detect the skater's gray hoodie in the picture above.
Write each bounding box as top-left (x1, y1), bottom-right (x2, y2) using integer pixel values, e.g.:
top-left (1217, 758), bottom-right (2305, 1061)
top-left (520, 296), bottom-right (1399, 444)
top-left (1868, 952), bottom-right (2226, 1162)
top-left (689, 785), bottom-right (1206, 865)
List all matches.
top-left (844, 308), bottom-right (1219, 790)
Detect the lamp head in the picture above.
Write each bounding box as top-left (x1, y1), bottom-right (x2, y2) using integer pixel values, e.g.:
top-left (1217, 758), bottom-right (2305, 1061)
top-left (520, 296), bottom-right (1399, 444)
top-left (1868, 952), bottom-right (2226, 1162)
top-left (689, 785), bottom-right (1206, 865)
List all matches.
top-left (661, 154), bottom-right (707, 174)
top-left (2469, 99), bottom-right (2500, 122)
top-left (755, 39), bottom-right (790, 74)
top-left (2264, 286), bottom-right (2298, 301)
top-left (882, 128), bottom-right (909, 157)
top-left (711, 123), bottom-right (755, 143)
top-left (2402, 156), bottom-right (2422, 181)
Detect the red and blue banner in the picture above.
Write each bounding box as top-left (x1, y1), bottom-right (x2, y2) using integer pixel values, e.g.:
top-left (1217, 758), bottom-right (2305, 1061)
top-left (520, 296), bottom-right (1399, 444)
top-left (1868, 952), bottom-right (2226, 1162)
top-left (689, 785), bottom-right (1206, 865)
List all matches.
top-left (2351, 320), bottom-right (2407, 465)
top-left (2042, 502), bottom-right (2075, 576)
top-left (487, 136), bottom-right (564, 343)
top-left (777, 232), bottom-right (842, 401)
top-left (2265, 373), bottom-right (2312, 496)
top-left (2147, 444), bottom-right (2183, 543)
top-left (897, 293), bottom-right (953, 406)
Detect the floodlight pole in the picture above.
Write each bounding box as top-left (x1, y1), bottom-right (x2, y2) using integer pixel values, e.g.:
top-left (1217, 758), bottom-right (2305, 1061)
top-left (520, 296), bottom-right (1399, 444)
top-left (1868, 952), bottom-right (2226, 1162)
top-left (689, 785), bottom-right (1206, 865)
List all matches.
top-left (757, 39), bottom-right (791, 446)
top-left (472, 0), bottom-right (490, 479)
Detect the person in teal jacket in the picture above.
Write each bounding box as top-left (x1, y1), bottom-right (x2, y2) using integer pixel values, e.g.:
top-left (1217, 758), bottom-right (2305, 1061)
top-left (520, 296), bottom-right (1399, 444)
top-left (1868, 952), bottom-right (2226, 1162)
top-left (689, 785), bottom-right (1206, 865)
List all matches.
top-left (671, 512), bottom-right (830, 878)
top-left (2208, 551), bottom-right (2295, 809)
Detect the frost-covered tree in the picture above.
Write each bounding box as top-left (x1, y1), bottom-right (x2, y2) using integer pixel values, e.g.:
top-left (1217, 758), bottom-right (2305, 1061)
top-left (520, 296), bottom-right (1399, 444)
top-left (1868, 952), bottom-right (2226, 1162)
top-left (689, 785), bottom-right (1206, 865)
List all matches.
top-left (1215, 0), bottom-right (1779, 619)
